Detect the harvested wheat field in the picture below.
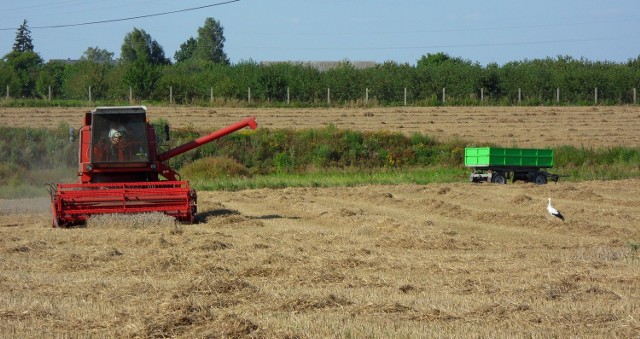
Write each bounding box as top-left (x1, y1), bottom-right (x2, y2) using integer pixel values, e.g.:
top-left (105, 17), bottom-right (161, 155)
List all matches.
top-left (1, 105), bottom-right (640, 147)
top-left (1, 106), bottom-right (639, 337)
top-left (1, 179), bottom-right (639, 337)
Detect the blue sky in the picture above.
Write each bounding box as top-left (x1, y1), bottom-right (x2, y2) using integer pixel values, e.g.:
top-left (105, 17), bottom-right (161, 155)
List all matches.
top-left (1, 0), bottom-right (639, 66)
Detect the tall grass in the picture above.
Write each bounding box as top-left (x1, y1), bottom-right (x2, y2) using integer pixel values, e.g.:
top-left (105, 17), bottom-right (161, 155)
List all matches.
top-left (190, 166), bottom-right (467, 191)
top-left (0, 124), bottom-right (639, 198)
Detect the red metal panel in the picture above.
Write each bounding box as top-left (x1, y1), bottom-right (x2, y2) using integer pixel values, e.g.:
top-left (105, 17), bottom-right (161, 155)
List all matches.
top-left (52, 181), bottom-right (196, 226)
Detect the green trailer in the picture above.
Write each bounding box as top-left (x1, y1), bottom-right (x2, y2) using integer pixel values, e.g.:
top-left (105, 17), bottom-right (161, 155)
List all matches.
top-left (464, 147), bottom-right (559, 184)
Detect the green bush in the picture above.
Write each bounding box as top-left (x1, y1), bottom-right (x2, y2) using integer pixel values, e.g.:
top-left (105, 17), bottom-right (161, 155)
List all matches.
top-left (180, 156), bottom-right (250, 181)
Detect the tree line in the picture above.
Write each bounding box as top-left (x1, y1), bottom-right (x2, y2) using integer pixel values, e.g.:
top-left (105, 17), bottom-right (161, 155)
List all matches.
top-left (1, 19), bottom-right (640, 106)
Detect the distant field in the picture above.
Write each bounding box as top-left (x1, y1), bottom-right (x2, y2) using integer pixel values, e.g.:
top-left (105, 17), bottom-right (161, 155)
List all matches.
top-left (1, 105), bottom-right (639, 147)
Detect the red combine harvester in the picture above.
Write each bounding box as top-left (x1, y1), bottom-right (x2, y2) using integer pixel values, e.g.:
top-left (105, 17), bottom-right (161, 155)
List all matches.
top-left (50, 106), bottom-right (257, 227)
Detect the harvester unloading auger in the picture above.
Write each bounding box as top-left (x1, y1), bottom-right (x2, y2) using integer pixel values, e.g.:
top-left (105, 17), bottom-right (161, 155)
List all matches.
top-left (50, 106), bottom-right (257, 227)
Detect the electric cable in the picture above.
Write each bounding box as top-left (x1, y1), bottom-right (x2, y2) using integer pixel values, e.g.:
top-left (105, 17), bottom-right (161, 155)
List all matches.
top-left (0, 0), bottom-right (239, 31)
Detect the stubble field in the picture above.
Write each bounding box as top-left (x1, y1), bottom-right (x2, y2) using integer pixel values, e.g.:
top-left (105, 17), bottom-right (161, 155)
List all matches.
top-left (0, 106), bottom-right (639, 337)
top-left (2, 105), bottom-right (640, 147)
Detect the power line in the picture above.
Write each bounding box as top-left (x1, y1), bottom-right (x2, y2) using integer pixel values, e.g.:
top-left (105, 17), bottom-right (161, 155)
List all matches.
top-left (0, 0), bottom-right (240, 31)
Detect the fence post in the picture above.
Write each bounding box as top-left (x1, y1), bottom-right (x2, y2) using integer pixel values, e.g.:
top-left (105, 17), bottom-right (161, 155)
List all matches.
top-left (442, 88), bottom-right (446, 104)
top-left (365, 88), bottom-right (369, 105)
top-left (5, 85), bottom-right (8, 100)
top-left (169, 86), bottom-right (173, 104)
top-left (129, 86), bottom-right (133, 104)
top-left (556, 88), bottom-right (560, 103)
top-left (634, 88), bottom-right (636, 105)
top-left (48, 86), bottom-right (52, 101)
top-left (404, 87), bottom-right (407, 106)
top-left (88, 86), bottom-right (92, 102)
top-left (287, 87), bottom-right (290, 105)
top-left (594, 87), bottom-right (598, 104)
top-left (248, 87), bottom-right (251, 103)
top-left (210, 87), bottom-right (214, 103)
top-left (518, 88), bottom-right (521, 104)
top-left (480, 88), bottom-right (484, 102)
top-left (327, 88), bottom-right (331, 105)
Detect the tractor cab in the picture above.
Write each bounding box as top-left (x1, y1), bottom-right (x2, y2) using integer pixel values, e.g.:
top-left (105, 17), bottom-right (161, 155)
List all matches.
top-left (90, 106), bottom-right (150, 164)
top-left (78, 106), bottom-right (157, 184)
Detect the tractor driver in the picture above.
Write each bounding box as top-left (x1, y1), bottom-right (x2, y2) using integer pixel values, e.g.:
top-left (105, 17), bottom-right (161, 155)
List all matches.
top-left (94, 126), bottom-right (131, 162)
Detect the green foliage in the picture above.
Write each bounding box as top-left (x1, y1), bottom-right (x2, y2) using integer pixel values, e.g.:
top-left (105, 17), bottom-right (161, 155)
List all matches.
top-left (2, 50), bottom-right (43, 97)
top-left (194, 18), bottom-right (229, 65)
top-left (60, 61), bottom-right (113, 100)
top-left (36, 61), bottom-right (65, 99)
top-left (81, 47), bottom-right (115, 63)
top-left (174, 37), bottom-right (198, 63)
top-left (12, 20), bottom-right (34, 53)
top-left (167, 126), bottom-right (472, 176)
top-left (120, 28), bottom-right (170, 65)
top-left (555, 146), bottom-right (640, 167)
top-left (123, 59), bottom-right (163, 100)
top-left (325, 61), bottom-right (363, 103)
top-left (180, 156), bottom-right (250, 181)
top-left (2, 50), bottom-right (640, 104)
top-left (0, 124), bottom-right (639, 195)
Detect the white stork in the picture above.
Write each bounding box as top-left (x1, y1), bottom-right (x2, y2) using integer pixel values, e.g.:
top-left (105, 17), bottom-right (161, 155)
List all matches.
top-left (547, 198), bottom-right (564, 221)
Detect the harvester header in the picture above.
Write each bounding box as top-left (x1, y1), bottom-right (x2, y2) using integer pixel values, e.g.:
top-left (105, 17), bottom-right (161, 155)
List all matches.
top-left (50, 106), bottom-right (257, 227)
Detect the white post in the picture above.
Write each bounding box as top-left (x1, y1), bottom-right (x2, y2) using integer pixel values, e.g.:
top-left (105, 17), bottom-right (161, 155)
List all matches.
top-left (48, 86), bottom-right (51, 101)
top-left (442, 88), bottom-right (446, 104)
top-left (327, 88), bottom-right (331, 105)
top-left (88, 86), bottom-right (92, 102)
top-left (248, 87), bottom-right (251, 103)
top-left (518, 88), bottom-right (521, 104)
top-left (634, 88), bottom-right (637, 105)
top-left (210, 87), bottom-right (214, 103)
top-left (595, 87), bottom-right (598, 104)
top-left (129, 86), bottom-right (133, 104)
top-left (556, 88), bottom-right (560, 103)
top-left (287, 87), bottom-right (290, 104)
top-left (480, 88), bottom-right (484, 102)
top-left (169, 86), bottom-right (173, 104)
top-left (404, 87), bottom-right (407, 106)
top-left (365, 88), bottom-right (369, 105)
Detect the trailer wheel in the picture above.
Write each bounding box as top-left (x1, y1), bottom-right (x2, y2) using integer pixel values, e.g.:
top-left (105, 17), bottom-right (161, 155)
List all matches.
top-left (491, 173), bottom-right (507, 184)
top-left (533, 173), bottom-right (548, 185)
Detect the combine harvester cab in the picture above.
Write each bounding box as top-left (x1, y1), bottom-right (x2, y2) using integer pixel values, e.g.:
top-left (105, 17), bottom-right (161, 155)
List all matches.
top-left (50, 106), bottom-right (257, 227)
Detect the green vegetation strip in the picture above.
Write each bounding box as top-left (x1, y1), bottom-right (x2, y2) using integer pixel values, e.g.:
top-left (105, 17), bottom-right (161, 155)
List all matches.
top-left (191, 167), bottom-right (467, 191)
top-left (1, 124), bottom-right (639, 198)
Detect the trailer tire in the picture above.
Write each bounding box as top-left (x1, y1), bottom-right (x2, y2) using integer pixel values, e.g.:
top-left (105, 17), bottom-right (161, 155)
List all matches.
top-left (491, 173), bottom-right (507, 184)
top-left (533, 173), bottom-right (548, 185)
